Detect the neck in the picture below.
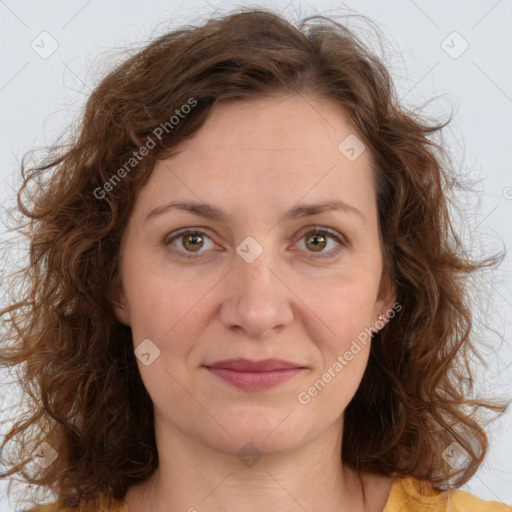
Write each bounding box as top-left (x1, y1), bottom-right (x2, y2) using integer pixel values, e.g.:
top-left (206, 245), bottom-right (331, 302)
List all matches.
top-left (122, 416), bottom-right (390, 512)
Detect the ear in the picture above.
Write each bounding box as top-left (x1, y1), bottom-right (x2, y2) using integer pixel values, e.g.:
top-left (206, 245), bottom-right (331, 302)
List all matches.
top-left (372, 272), bottom-right (398, 329)
top-left (110, 285), bottom-right (131, 326)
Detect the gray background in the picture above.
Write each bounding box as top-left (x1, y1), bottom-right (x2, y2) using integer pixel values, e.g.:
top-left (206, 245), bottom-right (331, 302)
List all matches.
top-left (1, 0), bottom-right (511, 510)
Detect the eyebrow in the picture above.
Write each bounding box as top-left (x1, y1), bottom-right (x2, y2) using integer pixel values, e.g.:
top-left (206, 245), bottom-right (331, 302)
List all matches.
top-left (144, 199), bottom-right (366, 225)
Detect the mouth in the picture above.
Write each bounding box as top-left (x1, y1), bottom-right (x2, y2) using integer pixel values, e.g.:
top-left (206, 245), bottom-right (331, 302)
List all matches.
top-left (202, 358), bottom-right (307, 391)
top-left (205, 358), bottom-right (305, 372)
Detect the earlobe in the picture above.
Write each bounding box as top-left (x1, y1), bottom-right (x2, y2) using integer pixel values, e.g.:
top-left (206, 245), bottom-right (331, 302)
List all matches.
top-left (374, 273), bottom-right (398, 326)
top-left (111, 288), bottom-right (131, 326)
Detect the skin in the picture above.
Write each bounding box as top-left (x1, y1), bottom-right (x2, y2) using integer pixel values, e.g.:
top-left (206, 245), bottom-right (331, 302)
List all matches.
top-left (115, 94), bottom-right (396, 512)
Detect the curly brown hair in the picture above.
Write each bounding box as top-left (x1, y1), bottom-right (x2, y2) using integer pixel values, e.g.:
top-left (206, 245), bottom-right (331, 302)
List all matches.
top-left (0, 7), bottom-right (509, 511)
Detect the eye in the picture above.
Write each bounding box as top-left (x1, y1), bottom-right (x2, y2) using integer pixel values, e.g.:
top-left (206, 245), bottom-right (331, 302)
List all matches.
top-left (163, 228), bottom-right (216, 259)
top-left (294, 226), bottom-right (347, 259)
top-left (163, 226), bottom-right (347, 260)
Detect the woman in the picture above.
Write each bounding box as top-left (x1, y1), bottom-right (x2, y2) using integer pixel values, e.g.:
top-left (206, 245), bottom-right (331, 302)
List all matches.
top-left (1, 7), bottom-right (510, 512)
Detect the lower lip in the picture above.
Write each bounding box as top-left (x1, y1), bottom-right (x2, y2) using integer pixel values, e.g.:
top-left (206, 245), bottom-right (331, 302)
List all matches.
top-left (205, 367), bottom-right (304, 390)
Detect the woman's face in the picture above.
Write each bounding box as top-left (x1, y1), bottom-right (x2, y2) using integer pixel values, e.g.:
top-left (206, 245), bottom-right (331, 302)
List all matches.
top-left (115, 94), bottom-right (395, 457)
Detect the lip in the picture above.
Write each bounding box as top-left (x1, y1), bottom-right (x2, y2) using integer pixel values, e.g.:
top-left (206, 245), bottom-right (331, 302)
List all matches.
top-left (205, 358), bottom-right (304, 371)
top-left (203, 358), bottom-right (306, 391)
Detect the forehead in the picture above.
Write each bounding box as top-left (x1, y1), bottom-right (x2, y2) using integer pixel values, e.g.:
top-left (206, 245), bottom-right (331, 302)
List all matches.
top-left (187, 94), bottom-right (364, 156)
top-left (136, 94), bottom-right (377, 224)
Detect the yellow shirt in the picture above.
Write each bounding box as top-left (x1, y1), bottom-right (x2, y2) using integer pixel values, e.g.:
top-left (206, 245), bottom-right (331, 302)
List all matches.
top-left (383, 476), bottom-right (511, 511)
top-left (27, 475), bottom-right (512, 511)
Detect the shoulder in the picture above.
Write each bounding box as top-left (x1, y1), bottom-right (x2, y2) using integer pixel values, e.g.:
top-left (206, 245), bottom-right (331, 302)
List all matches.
top-left (23, 498), bottom-right (129, 512)
top-left (384, 475), bottom-right (512, 512)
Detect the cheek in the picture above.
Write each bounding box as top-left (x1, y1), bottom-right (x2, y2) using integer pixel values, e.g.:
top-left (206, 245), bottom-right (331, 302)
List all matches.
top-left (125, 269), bottom-right (209, 401)
top-left (299, 276), bottom-right (375, 414)
top-left (122, 253), bottom-right (209, 349)
top-left (304, 270), bottom-right (378, 400)
top-left (311, 270), bottom-right (380, 341)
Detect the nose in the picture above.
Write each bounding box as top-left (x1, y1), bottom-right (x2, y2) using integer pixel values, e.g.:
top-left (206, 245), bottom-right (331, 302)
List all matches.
top-left (219, 245), bottom-right (294, 339)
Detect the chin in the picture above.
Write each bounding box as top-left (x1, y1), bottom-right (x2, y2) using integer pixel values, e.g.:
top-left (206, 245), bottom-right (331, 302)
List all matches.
top-left (203, 409), bottom-right (317, 457)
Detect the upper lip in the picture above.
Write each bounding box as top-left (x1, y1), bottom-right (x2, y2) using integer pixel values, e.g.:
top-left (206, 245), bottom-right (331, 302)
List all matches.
top-left (204, 358), bottom-right (304, 372)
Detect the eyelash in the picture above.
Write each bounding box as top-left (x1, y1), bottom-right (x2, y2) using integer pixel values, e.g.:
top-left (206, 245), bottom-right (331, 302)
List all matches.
top-left (163, 226), bottom-right (347, 260)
